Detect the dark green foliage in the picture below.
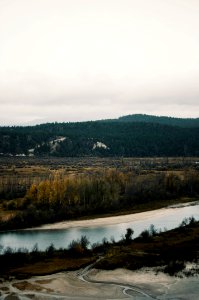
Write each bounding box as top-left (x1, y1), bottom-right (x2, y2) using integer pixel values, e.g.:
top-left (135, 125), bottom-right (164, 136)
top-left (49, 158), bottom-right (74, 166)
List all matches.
top-left (138, 229), bottom-right (152, 241)
top-left (179, 216), bottom-right (197, 227)
top-left (117, 114), bottom-right (199, 127)
top-left (124, 228), bottom-right (134, 243)
top-left (149, 224), bottom-right (158, 236)
top-left (138, 225), bottom-right (158, 242)
top-left (46, 243), bottom-right (55, 256)
top-left (80, 236), bottom-right (90, 250)
top-left (0, 115), bottom-right (199, 157)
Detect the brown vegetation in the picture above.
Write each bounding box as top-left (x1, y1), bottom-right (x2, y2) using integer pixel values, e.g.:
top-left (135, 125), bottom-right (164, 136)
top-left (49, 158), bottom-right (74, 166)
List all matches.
top-left (0, 157), bottom-right (199, 230)
top-left (9, 256), bottom-right (96, 279)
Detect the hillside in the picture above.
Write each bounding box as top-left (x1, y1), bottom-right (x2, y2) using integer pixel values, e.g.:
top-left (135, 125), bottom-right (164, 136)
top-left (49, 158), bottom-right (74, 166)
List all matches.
top-left (0, 115), bottom-right (199, 157)
top-left (117, 114), bottom-right (199, 127)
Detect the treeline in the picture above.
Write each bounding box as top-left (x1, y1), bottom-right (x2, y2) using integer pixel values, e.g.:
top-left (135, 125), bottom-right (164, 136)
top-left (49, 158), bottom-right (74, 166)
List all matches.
top-left (0, 119), bottom-right (199, 156)
top-left (117, 114), bottom-right (199, 127)
top-left (1, 169), bottom-right (199, 230)
top-left (0, 237), bottom-right (94, 278)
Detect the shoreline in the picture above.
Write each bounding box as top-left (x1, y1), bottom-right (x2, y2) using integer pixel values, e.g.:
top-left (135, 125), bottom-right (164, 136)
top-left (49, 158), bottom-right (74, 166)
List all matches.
top-left (29, 199), bottom-right (199, 231)
top-left (0, 208), bottom-right (199, 299)
top-left (0, 197), bottom-right (198, 234)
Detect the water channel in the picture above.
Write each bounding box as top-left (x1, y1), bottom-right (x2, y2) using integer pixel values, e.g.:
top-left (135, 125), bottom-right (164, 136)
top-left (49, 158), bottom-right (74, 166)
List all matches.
top-left (0, 202), bottom-right (199, 251)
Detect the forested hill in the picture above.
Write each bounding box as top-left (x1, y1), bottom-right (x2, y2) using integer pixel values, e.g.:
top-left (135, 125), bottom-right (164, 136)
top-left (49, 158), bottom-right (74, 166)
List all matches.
top-left (0, 115), bottom-right (199, 157)
top-left (116, 114), bottom-right (199, 127)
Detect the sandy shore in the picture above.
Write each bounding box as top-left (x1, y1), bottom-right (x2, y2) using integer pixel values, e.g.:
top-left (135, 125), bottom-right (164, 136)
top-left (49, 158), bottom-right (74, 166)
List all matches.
top-left (29, 200), bottom-right (199, 231)
top-left (1, 266), bottom-right (199, 300)
top-left (31, 208), bottom-right (167, 230)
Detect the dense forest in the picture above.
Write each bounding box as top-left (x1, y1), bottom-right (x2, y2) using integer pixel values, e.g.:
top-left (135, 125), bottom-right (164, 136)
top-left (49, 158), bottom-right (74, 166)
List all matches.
top-left (1, 168), bottom-right (199, 230)
top-left (0, 114), bottom-right (199, 157)
top-left (116, 114), bottom-right (199, 127)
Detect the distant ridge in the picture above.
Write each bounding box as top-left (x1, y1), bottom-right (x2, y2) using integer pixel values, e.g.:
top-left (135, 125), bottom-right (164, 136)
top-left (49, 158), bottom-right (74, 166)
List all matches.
top-left (116, 114), bottom-right (199, 128)
top-left (0, 114), bottom-right (199, 157)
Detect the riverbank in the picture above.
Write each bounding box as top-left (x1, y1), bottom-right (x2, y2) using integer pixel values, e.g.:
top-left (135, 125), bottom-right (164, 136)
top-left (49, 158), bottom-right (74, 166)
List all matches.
top-left (0, 219), bottom-right (199, 299)
top-left (31, 198), bottom-right (199, 231)
top-left (1, 218), bottom-right (199, 279)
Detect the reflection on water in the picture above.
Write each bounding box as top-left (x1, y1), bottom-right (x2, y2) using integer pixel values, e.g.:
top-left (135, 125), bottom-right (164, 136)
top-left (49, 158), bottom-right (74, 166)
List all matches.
top-left (0, 203), bottom-right (199, 251)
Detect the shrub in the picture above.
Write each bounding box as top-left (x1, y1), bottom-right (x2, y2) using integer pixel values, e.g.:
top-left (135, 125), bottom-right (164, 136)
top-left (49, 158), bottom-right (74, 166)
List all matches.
top-left (68, 240), bottom-right (84, 256)
top-left (46, 243), bottom-right (55, 256)
top-left (179, 216), bottom-right (196, 228)
top-left (124, 228), bottom-right (134, 243)
top-left (139, 229), bottom-right (151, 241)
top-left (149, 224), bottom-right (158, 236)
top-left (164, 260), bottom-right (185, 276)
top-left (80, 235), bottom-right (90, 250)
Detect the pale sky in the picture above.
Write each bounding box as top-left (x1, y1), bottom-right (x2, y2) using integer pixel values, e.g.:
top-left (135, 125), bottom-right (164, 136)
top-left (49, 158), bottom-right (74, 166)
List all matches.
top-left (0, 0), bottom-right (199, 125)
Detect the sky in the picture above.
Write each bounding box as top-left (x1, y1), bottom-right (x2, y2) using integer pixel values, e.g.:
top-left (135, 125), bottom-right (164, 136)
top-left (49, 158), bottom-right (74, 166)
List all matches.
top-left (0, 0), bottom-right (199, 125)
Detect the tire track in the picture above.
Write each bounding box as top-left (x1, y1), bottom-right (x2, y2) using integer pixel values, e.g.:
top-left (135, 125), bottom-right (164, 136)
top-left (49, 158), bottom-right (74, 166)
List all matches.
top-left (77, 258), bottom-right (156, 299)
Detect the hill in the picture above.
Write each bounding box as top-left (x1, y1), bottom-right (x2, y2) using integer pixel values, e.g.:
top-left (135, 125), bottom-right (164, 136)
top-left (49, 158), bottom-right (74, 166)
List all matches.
top-left (0, 115), bottom-right (199, 157)
top-left (116, 114), bottom-right (199, 127)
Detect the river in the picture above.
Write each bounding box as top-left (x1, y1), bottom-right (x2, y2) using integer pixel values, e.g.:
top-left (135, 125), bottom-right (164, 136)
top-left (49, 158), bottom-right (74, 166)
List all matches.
top-left (0, 201), bottom-right (199, 251)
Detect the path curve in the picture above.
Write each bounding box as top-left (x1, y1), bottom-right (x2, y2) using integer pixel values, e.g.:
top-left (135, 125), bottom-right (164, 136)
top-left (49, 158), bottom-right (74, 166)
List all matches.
top-left (77, 258), bottom-right (156, 299)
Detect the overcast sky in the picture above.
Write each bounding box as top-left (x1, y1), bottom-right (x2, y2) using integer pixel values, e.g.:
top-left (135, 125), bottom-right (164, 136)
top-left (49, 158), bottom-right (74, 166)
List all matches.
top-left (0, 0), bottom-right (199, 125)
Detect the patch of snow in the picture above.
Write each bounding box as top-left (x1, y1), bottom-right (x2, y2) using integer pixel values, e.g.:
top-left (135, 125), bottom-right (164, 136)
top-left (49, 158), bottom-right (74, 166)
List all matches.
top-left (27, 149), bottom-right (35, 156)
top-left (49, 136), bottom-right (66, 145)
top-left (27, 137), bottom-right (67, 156)
top-left (93, 141), bottom-right (109, 150)
top-left (28, 149), bottom-right (34, 153)
top-left (0, 153), bottom-right (13, 156)
top-left (49, 136), bottom-right (66, 153)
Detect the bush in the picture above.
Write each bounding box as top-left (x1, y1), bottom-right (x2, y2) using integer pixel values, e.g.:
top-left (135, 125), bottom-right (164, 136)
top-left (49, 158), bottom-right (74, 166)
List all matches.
top-left (164, 260), bottom-right (185, 276)
top-left (68, 235), bottom-right (90, 257)
top-left (139, 229), bottom-right (151, 241)
top-left (46, 243), bottom-right (55, 256)
top-left (179, 216), bottom-right (196, 228)
top-left (80, 235), bottom-right (90, 250)
top-left (68, 240), bottom-right (84, 256)
top-left (124, 228), bottom-right (134, 243)
top-left (149, 224), bottom-right (158, 236)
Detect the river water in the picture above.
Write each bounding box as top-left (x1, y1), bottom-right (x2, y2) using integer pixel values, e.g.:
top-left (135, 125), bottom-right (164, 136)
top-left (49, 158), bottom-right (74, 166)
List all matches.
top-left (0, 202), bottom-right (199, 251)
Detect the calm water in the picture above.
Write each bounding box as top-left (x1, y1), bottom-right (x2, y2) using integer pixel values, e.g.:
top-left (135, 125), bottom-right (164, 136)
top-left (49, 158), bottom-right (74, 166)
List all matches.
top-left (0, 203), bottom-right (199, 251)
